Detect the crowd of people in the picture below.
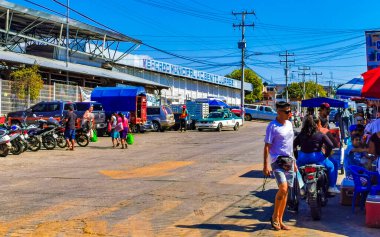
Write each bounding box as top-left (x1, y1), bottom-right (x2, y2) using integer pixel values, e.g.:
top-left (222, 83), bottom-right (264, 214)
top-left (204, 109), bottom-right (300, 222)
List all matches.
top-left (62, 105), bottom-right (131, 150)
top-left (263, 101), bottom-right (380, 231)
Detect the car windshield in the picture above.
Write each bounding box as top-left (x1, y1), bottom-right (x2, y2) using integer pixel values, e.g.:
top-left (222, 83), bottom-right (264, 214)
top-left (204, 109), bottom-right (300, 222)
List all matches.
top-left (208, 112), bottom-right (223, 118)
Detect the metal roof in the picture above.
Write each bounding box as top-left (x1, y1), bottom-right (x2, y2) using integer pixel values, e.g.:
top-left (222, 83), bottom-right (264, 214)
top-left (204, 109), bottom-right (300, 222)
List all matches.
top-left (0, 0), bottom-right (141, 43)
top-left (0, 51), bottom-right (168, 89)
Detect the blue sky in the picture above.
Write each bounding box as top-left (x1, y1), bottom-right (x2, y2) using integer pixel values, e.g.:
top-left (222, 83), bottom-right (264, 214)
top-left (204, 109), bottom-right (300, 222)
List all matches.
top-left (9, 0), bottom-right (380, 86)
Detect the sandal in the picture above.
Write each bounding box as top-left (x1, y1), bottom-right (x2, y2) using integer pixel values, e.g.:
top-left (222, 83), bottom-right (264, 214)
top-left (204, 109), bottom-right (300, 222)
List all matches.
top-left (270, 217), bottom-right (281, 231)
top-left (280, 224), bottom-right (291, 230)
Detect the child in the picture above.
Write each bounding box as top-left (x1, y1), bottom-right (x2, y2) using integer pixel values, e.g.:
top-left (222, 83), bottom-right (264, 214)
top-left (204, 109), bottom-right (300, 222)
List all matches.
top-left (344, 134), bottom-right (371, 177)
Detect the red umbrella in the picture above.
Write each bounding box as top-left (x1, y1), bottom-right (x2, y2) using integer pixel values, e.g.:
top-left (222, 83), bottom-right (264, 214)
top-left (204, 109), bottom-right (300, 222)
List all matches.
top-left (362, 67), bottom-right (380, 99)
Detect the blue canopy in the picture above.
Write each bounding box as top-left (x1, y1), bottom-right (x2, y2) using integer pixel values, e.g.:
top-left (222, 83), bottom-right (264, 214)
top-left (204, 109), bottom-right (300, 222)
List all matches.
top-left (208, 99), bottom-right (229, 108)
top-left (301, 97), bottom-right (348, 108)
top-left (336, 78), bottom-right (363, 98)
top-left (91, 86), bottom-right (146, 112)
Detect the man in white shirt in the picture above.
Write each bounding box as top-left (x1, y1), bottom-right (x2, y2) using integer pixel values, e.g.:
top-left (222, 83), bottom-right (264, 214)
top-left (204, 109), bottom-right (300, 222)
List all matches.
top-left (263, 101), bottom-right (294, 231)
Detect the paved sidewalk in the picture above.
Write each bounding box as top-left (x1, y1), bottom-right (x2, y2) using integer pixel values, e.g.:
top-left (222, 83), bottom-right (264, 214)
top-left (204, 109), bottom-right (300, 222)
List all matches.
top-left (186, 171), bottom-right (379, 237)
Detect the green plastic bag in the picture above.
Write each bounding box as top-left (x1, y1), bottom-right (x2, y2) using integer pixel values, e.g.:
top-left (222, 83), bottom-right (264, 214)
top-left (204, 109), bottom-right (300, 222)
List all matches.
top-left (126, 133), bottom-right (134, 145)
top-left (91, 129), bottom-right (98, 142)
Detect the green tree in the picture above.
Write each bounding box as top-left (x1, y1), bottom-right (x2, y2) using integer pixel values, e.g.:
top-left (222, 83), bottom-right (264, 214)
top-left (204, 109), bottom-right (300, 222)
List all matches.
top-left (10, 65), bottom-right (44, 100)
top-left (226, 68), bottom-right (263, 103)
top-left (286, 81), bottom-right (327, 100)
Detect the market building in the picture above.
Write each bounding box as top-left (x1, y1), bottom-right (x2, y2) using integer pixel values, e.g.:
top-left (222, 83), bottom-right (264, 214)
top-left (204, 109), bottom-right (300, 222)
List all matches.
top-left (0, 0), bottom-right (252, 114)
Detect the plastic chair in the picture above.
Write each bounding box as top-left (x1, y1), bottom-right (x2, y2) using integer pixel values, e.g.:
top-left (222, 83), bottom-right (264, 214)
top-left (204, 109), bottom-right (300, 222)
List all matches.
top-left (348, 165), bottom-right (372, 213)
top-left (364, 170), bottom-right (380, 195)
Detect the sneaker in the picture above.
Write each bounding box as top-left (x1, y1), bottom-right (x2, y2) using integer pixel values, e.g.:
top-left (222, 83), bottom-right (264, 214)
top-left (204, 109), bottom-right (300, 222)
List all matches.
top-left (328, 186), bottom-right (340, 194)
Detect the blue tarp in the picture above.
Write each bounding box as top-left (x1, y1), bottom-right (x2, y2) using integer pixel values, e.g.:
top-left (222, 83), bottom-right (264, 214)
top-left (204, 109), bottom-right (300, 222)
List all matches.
top-left (91, 86), bottom-right (146, 112)
top-left (336, 78), bottom-right (363, 98)
top-left (208, 99), bottom-right (229, 108)
top-left (301, 97), bottom-right (348, 108)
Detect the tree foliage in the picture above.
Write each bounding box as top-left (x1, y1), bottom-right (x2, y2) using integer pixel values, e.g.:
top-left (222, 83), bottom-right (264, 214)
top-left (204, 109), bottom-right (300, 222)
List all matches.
top-left (226, 68), bottom-right (263, 103)
top-left (10, 65), bottom-right (44, 100)
top-left (286, 80), bottom-right (327, 100)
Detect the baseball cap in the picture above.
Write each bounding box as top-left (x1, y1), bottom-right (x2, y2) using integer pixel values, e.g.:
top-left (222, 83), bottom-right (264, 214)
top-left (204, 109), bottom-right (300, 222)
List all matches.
top-left (319, 103), bottom-right (330, 110)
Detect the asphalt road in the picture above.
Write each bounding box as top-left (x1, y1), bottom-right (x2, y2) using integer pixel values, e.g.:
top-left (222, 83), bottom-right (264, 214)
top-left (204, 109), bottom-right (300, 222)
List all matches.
top-left (0, 121), bottom-right (377, 236)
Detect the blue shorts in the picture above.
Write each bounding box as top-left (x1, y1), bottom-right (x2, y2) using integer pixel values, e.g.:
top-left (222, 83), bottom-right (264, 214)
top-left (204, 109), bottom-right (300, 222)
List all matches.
top-left (64, 129), bottom-right (76, 140)
top-left (110, 129), bottom-right (120, 139)
top-left (271, 160), bottom-right (295, 188)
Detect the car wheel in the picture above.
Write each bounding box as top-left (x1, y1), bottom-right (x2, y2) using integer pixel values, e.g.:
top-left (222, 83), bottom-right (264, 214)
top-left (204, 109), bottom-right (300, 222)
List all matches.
top-left (244, 114), bottom-right (252, 121)
top-left (152, 121), bottom-right (160, 132)
top-left (217, 123), bottom-right (222, 132)
top-left (198, 128), bottom-right (203, 132)
top-left (233, 122), bottom-right (239, 131)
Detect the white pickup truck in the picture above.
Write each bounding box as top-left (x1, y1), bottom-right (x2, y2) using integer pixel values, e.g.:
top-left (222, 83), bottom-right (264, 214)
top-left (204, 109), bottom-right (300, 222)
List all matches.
top-left (244, 105), bottom-right (277, 121)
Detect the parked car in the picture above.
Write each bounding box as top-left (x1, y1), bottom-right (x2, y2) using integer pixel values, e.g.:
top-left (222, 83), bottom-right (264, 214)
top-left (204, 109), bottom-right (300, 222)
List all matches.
top-left (74, 102), bottom-right (107, 136)
top-left (196, 109), bottom-right (242, 132)
top-left (244, 105), bottom-right (277, 121)
top-left (147, 105), bottom-right (175, 132)
top-left (229, 106), bottom-right (244, 118)
top-left (7, 101), bottom-right (76, 125)
top-left (329, 108), bottom-right (338, 123)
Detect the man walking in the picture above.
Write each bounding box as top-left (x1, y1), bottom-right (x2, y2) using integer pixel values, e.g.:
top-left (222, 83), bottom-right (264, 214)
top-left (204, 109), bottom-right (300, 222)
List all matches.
top-left (263, 101), bottom-right (294, 231)
top-left (179, 105), bottom-right (189, 132)
top-left (64, 106), bottom-right (77, 151)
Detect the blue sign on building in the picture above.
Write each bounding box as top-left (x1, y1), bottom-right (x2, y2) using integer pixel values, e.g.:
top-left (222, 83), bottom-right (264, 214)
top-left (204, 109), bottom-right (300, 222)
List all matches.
top-left (142, 59), bottom-right (239, 89)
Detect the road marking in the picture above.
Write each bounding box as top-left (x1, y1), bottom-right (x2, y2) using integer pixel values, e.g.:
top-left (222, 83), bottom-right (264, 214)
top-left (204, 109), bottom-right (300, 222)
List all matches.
top-left (100, 161), bottom-right (194, 179)
top-left (0, 200), bottom-right (80, 236)
top-left (109, 200), bottom-right (182, 237)
top-left (30, 200), bottom-right (131, 236)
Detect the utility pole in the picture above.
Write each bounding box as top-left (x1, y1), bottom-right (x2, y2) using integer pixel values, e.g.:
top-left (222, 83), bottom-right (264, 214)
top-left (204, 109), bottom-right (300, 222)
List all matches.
top-left (280, 51), bottom-right (295, 102)
top-left (312, 72), bottom-right (322, 97)
top-left (298, 66), bottom-right (310, 100)
top-left (233, 11), bottom-right (254, 124)
top-left (66, 0), bottom-right (70, 85)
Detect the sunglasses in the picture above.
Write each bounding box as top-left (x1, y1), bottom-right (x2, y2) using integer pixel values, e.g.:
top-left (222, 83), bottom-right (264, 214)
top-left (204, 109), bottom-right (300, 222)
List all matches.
top-left (280, 110), bottom-right (292, 114)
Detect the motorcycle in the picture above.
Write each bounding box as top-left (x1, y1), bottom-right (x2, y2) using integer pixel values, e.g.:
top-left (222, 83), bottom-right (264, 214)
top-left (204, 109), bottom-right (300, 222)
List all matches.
top-left (54, 122), bottom-right (89, 148)
top-left (0, 129), bottom-right (10, 157)
top-left (30, 118), bottom-right (59, 150)
top-left (299, 164), bottom-right (329, 220)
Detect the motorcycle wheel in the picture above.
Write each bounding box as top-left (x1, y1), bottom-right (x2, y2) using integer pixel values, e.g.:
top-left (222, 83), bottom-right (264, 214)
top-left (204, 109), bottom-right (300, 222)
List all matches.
top-left (28, 136), bottom-right (41, 152)
top-left (56, 135), bottom-right (67, 148)
top-left (310, 198), bottom-right (322, 220)
top-left (42, 135), bottom-right (56, 150)
top-left (76, 134), bottom-right (89, 147)
top-left (22, 140), bottom-right (28, 152)
top-left (10, 140), bottom-right (23, 155)
top-left (0, 144), bottom-right (9, 157)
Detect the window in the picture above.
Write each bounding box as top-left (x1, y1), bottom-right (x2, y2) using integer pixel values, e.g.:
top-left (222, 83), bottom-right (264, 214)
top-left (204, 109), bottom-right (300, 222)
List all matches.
top-left (47, 103), bottom-right (60, 111)
top-left (259, 106), bottom-right (264, 111)
top-left (163, 106), bottom-right (173, 114)
top-left (92, 103), bottom-right (103, 111)
top-left (245, 105), bottom-right (257, 109)
top-left (64, 103), bottom-right (76, 110)
top-left (147, 107), bottom-right (160, 115)
top-left (265, 107), bottom-right (272, 112)
top-left (75, 103), bottom-right (89, 111)
top-left (31, 103), bottom-right (47, 112)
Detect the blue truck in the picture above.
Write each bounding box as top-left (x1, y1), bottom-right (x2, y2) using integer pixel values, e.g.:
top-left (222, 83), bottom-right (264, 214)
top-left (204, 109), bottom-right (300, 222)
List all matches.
top-left (91, 86), bottom-right (147, 133)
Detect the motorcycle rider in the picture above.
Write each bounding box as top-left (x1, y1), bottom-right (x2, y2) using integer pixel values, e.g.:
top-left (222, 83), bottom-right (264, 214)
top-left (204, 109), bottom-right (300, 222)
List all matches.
top-left (293, 115), bottom-right (340, 194)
